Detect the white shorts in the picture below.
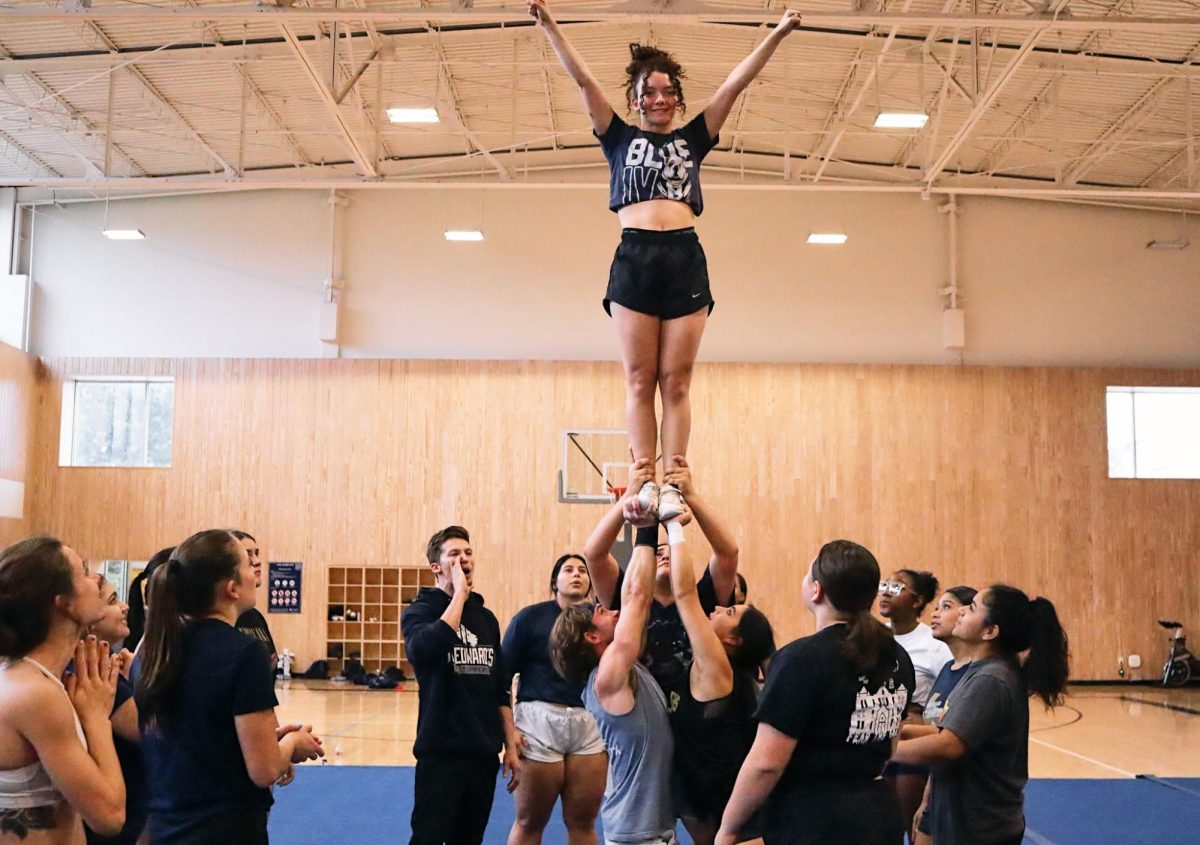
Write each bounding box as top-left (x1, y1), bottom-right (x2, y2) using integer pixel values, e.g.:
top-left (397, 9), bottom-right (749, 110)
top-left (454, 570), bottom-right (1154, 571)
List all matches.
top-left (605, 832), bottom-right (677, 845)
top-left (514, 700), bottom-right (605, 763)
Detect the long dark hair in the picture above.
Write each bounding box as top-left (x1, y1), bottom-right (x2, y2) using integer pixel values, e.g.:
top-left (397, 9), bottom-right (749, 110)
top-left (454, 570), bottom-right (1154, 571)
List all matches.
top-left (730, 605), bottom-right (775, 672)
top-left (136, 530), bottom-right (242, 725)
top-left (125, 546), bottom-right (175, 652)
top-left (0, 537), bottom-right (74, 659)
top-left (813, 540), bottom-right (894, 681)
top-left (624, 43), bottom-right (687, 116)
top-left (549, 553), bottom-right (588, 596)
top-left (982, 585), bottom-right (1070, 709)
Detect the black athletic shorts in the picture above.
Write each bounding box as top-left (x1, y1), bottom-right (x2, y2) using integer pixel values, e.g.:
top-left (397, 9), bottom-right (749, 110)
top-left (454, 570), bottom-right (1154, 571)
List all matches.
top-left (604, 227), bottom-right (715, 320)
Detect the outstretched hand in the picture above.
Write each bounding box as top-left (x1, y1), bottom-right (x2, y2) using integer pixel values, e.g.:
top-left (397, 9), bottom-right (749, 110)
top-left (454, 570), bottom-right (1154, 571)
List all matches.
top-left (776, 8), bottom-right (802, 35)
top-left (527, 0), bottom-right (554, 26)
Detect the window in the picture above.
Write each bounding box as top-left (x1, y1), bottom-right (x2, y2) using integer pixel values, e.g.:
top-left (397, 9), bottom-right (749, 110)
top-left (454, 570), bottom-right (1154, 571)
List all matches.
top-left (1106, 387), bottom-right (1200, 479)
top-left (60, 378), bottom-right (174, 468)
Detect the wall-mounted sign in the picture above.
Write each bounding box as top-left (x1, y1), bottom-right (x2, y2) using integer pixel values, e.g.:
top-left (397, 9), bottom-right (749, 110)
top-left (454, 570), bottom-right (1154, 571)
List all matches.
top-left (268, 561), bottom-right (302, 614)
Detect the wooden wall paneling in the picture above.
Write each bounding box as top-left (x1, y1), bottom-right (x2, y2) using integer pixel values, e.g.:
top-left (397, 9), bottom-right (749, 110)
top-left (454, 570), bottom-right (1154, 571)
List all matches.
top-left (0, 343), bottom-right (36, 546)
top-left (21, 358), bottom-right (1200, 681)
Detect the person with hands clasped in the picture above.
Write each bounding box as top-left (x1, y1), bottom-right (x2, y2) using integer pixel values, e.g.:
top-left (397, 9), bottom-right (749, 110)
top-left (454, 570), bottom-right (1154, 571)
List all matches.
top-left (136, 530), bottom-right (323, 845)
top-left (530, 0), bottom-right (802, 523)
top-left (0, 537), bottom-right (127, 845)
top-left (402, 526), bottom-right (521, 845)
top-left (78, 573), bottom-right (145, 845)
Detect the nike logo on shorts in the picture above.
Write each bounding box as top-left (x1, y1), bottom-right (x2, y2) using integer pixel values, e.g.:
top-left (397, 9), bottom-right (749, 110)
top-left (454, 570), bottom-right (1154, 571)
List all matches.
top-left (692, 292), bottom-right (701, 298)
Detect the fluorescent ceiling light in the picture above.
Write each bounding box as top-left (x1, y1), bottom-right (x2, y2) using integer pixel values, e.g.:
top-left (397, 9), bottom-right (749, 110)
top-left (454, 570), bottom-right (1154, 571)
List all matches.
top-left (102, 229), bottom-right (145, 240)
top-left (874, 112), bottom-right (929, 129)
top-left (387, 107), bottom-right (440, 124)
top-left (444, 230), bottom-right (484, 241)
top-left (807, 232), bottom-right (848, 245)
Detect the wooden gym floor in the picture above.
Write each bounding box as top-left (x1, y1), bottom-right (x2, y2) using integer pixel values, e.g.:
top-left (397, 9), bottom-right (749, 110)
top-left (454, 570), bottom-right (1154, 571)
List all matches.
top-left (275, 681), bottom-right (1200, 778)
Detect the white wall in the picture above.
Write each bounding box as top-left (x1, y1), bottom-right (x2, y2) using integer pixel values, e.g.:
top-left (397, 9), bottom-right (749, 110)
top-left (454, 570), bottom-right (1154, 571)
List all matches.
top-left (27, 187), bottom-right (1200, 366)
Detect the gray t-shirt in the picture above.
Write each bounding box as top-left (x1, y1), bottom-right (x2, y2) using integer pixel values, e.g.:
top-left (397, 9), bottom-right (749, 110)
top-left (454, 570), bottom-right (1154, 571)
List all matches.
top-left (928, 658), bottom-right (1028, 845)
top-left (583, 661), bottom-right (675, 844)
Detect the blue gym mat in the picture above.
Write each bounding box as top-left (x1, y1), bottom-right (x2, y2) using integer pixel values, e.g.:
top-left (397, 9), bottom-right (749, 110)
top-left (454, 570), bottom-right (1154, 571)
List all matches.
top-left (268, 767), bottom-right (1200, 845)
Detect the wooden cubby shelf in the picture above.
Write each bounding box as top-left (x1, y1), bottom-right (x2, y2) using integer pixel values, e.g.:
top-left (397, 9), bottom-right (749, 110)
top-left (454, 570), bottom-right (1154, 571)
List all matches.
top-left (326, 565), bottom-right (435, 676)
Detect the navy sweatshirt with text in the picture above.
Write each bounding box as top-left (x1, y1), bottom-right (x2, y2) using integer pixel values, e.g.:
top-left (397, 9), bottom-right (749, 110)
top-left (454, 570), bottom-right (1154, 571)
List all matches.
top-left (401, 587), bottom-right (511, 758)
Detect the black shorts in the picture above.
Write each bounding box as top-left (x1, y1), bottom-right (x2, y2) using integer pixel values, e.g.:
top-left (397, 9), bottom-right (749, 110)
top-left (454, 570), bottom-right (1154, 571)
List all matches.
top-left (604, 227), bottom-right (714, 320)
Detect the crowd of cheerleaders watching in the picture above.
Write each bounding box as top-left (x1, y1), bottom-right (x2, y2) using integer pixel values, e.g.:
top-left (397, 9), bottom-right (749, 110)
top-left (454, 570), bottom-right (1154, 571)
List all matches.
top-left (0, 524), bottom-right (1067, 845)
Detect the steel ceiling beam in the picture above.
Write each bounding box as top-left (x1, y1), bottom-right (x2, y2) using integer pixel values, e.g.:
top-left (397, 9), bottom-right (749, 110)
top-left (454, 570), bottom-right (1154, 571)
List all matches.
top-left (5, 25), bottom-right (1200, 80)
top-left (280, 23), bottom-right (378, 176)
top-left (923, 0), bottom-right (1070, 186)
top-left (1, 6), bottom-right (1199, 29)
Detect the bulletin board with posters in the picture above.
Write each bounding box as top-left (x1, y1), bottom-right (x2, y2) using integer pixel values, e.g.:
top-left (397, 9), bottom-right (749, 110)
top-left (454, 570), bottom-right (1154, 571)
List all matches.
top-left (267, 562), bottom-right (302, 614)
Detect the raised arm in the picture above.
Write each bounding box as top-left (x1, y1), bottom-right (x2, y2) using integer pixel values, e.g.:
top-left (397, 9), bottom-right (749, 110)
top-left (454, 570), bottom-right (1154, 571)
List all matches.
top-left (667, 514), bottom-right (734, 702)
top-left (529, 0), bottom-right (615, 135)
top-left (704, 9), bottom-right (802, 139)
top-left (583, 458), bottom-right (654, 608)
top-left (592, 542), bottom-right (656, 713)
top-left (664, 456), bottom-right (738, 604)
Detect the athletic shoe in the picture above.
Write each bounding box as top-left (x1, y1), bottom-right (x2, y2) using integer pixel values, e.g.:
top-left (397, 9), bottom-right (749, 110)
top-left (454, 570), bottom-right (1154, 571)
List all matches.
top-left (658, 484), bottom-right (685, 521)
top-left (634, 481), bottom-right (660, 525)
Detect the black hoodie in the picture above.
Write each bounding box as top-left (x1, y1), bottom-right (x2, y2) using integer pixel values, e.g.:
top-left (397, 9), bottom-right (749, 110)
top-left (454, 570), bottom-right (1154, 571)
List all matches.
top-left (401, 587), bottom-right (511, 758)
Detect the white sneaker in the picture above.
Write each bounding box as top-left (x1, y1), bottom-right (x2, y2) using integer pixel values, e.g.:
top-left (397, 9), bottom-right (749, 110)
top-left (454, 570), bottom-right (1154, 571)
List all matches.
top-left (635, 481), bottom-right (660, 525)
top-left (658, 484), bottom-right (685, 521)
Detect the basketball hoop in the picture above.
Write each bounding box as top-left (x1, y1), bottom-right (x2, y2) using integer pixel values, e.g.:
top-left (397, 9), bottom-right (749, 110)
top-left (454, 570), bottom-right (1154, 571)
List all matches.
top-left (608, 486), bottom-right (627, 502)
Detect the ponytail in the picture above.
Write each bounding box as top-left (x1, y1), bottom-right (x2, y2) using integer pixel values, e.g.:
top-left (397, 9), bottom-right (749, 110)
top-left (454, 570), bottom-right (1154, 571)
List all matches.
top-left (1023, 597), bottom-right (1069, 709)
top-left (135, 531), bottom-right (241, 726)
top-left (136, 560), bottom-right (185, 724)
top-left (813, 540), bottom-right (896, 683)
top-left (982, 585), bottom-right (1070, 709)
top-left (125, 546), bottom-right (174, 653)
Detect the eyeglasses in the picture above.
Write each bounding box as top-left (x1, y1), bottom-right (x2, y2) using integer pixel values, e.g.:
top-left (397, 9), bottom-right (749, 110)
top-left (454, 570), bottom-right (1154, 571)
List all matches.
top-left (878, 581), bottom-right (907, 597)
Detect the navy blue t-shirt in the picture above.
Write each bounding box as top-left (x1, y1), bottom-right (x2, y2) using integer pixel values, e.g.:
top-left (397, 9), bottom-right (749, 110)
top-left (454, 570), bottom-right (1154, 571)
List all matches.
top-left (502, 600), bottom-right (585, 707)
top-left (596, 111), bottom-right (718, 217)
top-left (139, 618), bottom-right (279, 839)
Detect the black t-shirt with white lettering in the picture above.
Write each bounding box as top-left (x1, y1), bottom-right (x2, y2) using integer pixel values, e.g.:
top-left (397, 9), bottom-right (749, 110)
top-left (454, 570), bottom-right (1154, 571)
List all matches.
top-left (596, 112), bottom-right (718, 217)
top-left (755, 624), bottom-right (915, 834)
top-left (139, 618), bottom-right (279, 840)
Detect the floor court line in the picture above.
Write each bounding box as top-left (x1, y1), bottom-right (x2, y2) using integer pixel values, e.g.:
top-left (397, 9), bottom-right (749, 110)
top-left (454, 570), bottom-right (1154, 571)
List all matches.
top-left (1028, 737), bottom-right (1137, 778)
top-left (1118, 694), bottom-right (1200, 717)
top-left (1136, 774), bottom-right (1200, 800)
top-left (1023, 828), bottom-right (1060, 845)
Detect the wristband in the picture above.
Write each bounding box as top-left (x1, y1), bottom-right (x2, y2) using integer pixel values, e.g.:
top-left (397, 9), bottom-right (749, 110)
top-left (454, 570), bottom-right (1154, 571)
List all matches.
top-left (635, 526), bottom-right (659, 548)
top-left (666, 521), bottom-right (685, 544)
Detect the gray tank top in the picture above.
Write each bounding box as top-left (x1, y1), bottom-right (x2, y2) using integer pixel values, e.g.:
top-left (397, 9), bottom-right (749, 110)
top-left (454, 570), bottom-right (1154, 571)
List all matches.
top-left (583, 661), bottom-right (674, 843)
top-left (0, 657), bottom-right (87, 810)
